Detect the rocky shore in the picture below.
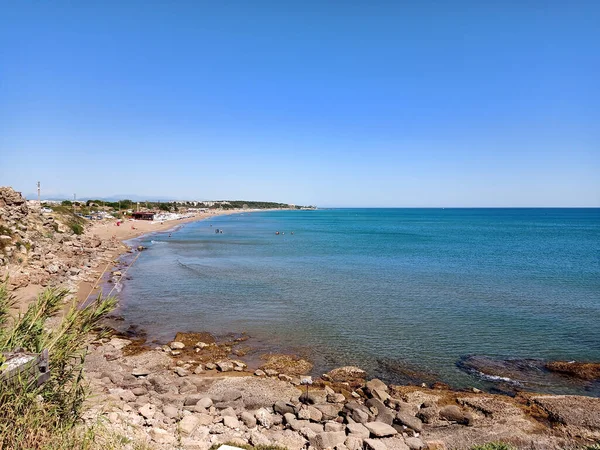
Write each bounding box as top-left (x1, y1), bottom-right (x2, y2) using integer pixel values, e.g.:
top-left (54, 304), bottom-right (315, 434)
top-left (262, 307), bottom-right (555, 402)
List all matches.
top-left (82, 333), bottom-right (600, 450)
top-left (2, 186), bottom-right (599, 449)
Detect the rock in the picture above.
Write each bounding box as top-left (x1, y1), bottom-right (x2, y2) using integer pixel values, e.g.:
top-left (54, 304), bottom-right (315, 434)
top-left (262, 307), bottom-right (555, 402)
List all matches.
top-left (380, 437), bottom-right (410, 450)
top-left (347, 422), bottom-right (370, 438)
top-left (196, 413), bottom-right (214, 426)
top-left (396, 411), bottom-right (423, 432)
top-left (265, 369), bottom-right (279, 377)
top-left (215, 389), bottom-right (243, 403)
top-left (300, 389), bottom-right (328, 404)
top-left (366, 378), bottom-right (389, 393)
top-left (365, 421), bottom-right (398, 437)
top-left (324, 421), bottom-right (345, 432)
top-left (425, 441), bottom-right (447, 450)
top-left (372, 388), bottom-right (391, 402)
top-left (220, 407), bottom-right (237, 418)
top-left (365, 438), bottom-right (388, 450)
top-left (417, 406), bottom-right (437, 424)
top-left (298, 405), bottom-right (323, 422)
top-left (170, 341), bottom-right (185, 350)
top-left (345, 436), bottom-right (364, 450)
top-left (179, 414), bottom-right (201, 436)
top-left (205, 362), bottom-right (217, 370)
top-left (260, 354), bottom-right (313, 376)
top-left (250, 430), bottom-right (271, 446)
top-left (279, 373), bottom-right (293, 382)
top-left (163, 405), bottom-right (179, 419)
top-left (196, 397), bottom-right (213, 409)
top-left (241, 411), bottom-right (257, 428)
top-left (405, 437), bottom-right (425, 450)
top-left (139, 403), bottom-right (156, 419)
top-left (326, 366), bottom-right (367, 382)
top-left (438, 405), bottom-right (473, 426)
top-left (223, 416), bottom-right (240, 429)
top-left (274, 400), bottom-right (297, 416)
top-left (545, 361), bottom-right (600, 381)
top-left (532, 395), bottom-right (600, 430)
top-left (174, 367), bottom-right (190, 377)
top-left (108, 337), bottom-right (132, 350)
top-left (149, 427), bottom-right (176, 444)
top-left (255, 407), bottom-right (275, 428)
top-left (328, 393), bottom-right (346, 403)
top-left (131, 367), bottom-right (151, 377)
top-left (132, 387), bottom-right (147, 396)
top-left (193, 364), bottom-right (204, 374)
top-left (309, 431), bottom-right (347, 450)
top-left (352, 408), bottom-right (371, 424)
top-left (315, 403), bottom-right (342, 420)
top-left (217, 361), bottom-right (234, 372)
top-left (254, 369), bottom-right (266, 377)
top-left (265, 429), bottom-right (308, 450)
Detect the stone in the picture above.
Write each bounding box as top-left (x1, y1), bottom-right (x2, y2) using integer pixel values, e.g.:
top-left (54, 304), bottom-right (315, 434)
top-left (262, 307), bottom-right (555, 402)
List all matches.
top-left (352, 408), bottom-right (371, 424)
top-left (163, 405), bottom-right (179, 419)
top-left (380, 437), bottom-right (410, 450)
top-left (425, 441), bottom-right (447, 450)
top-left (179, 414), bottom-right (200, 436)
top-left (309, 431), bottom-right (347, 450)
top-left (250, 430), bottom-right (271, 446)
top-left (205, 362), bottom-right (217, 370)
top-left (170, 341), bottom-right (185, 349)
top-left (241, 411), bottom-right (257, 428)
top-left (300, 389), bottom-right (328, 404)
top-left (366, 378), bottom-right (389, 393)
top-left (139, 403), bottom-right (156, 419)
top-left (149, 427), bottom-right (176, 444)
top-left (315, 403), bottom-right (342, 420)
top-left (405, 437), bottom-right (425, 450)
top-left (255, 407), bottom-right (275, 428)
top-left (254, 369), bottom-right (266, 377)
top-left (417, 406), bottom-right (437, 424)
top-left (175, 367), bottom-right (190, 377)
top-left (365, 421), bottom-right (398, 437)
top-left (345, 436), bottom-right (364, 450)
top-left (196, 397), bottom-right (213, 409)
top-left (328, 393), bottom-right (346, 403)
top-left (132, 387), bottom-right (147, 396)
top-left (532, 395), bottom-right (600, 430)
top-left (326, 366), bottom-right (367, 382)
top-left (298, 405), bottom-right (323, 422)
top-left (217, 361), bottom-right (234, 372)
top-left (274, 400), bottom-right (296, 416)
top-left (109, 337), bottom-right (132, 350)
top-left (193, 365), bottom-right (204, 374)
top-left (223, 416), bottom-right (240, 429)
top-left (364, 438), bottom-right (388, 450)
top-left (347, 422), bottom-right (370, 438)
top-left (265, 369), bottom-right (279, 377)
top-left (324, 421), bottom-right (345, 432)
top-left (220, 407), bottom-right (237, 418)
top-left (439, 405), bottom-right (473, 426)
top-left (396, 412), bottom-right (423, 432)
top-left (372, 388), bottom-right (391, 402)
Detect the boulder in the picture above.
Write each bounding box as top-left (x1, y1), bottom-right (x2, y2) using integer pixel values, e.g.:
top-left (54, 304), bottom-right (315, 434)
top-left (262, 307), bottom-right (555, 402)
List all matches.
top-left (364, 438), bottom-right (388, 450)
top-left (223, 416), bottom-right (240, 429)
top-left (163, 405), bottom-right (179, 419)
top-left (347, 422), bottom-right (370, 438)
top-left (255, 407), bottom-right (276, 428)
top-left (309, 431), bottom-right (347, 450)
top-left (170, 342), bottom-right (185, 350)
top-left (196, 397), bottom-right (213, 409)
top-left (274, 400), bottom-right (297, 416)
top-left (298, 405), bottom-right (323, 422)
top-left (241, 411), bottom-right (257, 428)
top-left (314, 403), bottom-right (343, 421)
top-left (324, 421), bottom-right (345, 432)
top-left (139, 403), bottom-right (156, 419)
top-left (326, 366), bottom-right (367, 382)
top-left (405, 437), bottom-right (425, 450)
top-left (396, 411), bottom-right (423, 432)
top-left (217, 361), bottom-right (234, 372)
top-left (365, 421), bottom-right (398, 437)
top-left (345, 436), bottom-right (364, 450)
top-left (179, 415), bottom-right (201, 436)
top-left (438, 405), bottom-right (473, 426)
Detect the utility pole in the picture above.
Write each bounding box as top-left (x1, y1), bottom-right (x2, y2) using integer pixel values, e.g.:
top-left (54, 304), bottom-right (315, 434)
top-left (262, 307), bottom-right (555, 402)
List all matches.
top-left (37, 181), bottom-right (40, 203)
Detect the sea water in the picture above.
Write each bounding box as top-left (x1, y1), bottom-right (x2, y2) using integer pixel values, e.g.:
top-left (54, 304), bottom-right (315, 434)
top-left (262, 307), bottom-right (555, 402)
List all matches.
top-left (119, 209), bottom-right (600, 395)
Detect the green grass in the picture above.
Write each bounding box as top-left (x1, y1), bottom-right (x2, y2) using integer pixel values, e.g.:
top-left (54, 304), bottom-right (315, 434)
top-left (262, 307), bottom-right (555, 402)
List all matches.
top-left (470, 444), bottom-right (515, 450)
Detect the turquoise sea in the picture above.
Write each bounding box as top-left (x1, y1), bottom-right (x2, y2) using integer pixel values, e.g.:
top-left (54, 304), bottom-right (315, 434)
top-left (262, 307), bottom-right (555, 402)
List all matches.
top-left (119, 209), bottom-right (600, 395)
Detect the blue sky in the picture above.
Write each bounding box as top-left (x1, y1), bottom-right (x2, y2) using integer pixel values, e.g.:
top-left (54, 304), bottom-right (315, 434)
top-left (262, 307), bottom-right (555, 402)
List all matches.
top-left (1, 1), bottom-right (598, 207)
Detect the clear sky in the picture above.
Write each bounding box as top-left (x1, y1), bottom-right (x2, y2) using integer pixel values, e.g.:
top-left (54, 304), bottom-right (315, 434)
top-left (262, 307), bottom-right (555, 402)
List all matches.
top-left (1, 1), bottom-right (598, 207)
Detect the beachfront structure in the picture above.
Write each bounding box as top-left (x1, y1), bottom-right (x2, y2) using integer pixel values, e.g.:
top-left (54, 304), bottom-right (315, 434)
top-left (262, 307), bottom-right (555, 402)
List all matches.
top-left (131, 212), bottom-right (155, 220)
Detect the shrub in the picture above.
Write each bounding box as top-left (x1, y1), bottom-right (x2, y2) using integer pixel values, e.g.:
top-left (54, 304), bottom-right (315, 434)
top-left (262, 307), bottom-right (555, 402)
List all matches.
top-left (71, 222), bottom-right (84, 235)
top-left (0, 281), bottom-right (117, 449)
